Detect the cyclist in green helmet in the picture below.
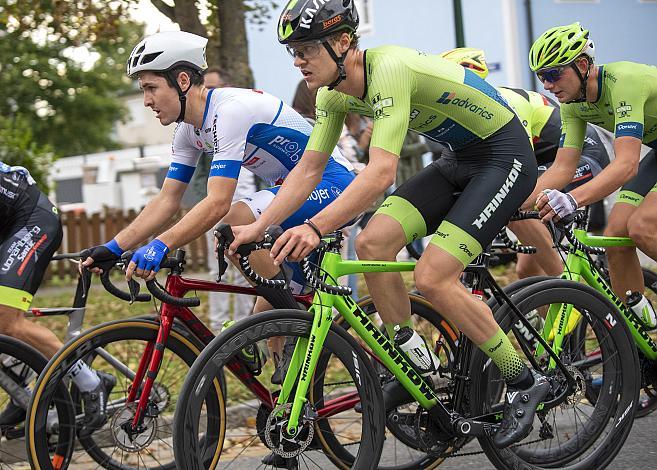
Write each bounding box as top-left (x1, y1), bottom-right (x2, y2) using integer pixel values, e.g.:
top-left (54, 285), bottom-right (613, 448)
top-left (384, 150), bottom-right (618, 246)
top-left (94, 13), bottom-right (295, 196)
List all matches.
top-left (528, 22), bottom-right (657, 326)
top-left (231, 0), bottom-right (551, 449)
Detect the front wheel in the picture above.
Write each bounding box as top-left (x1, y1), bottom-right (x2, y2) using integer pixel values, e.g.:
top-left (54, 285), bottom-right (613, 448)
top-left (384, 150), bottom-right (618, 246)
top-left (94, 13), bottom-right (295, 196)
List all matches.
top-left (173, 309), bottom-right (385, 470)
top-left (26, 319), bottom-right (224, 470)
top-left (471, 279), bottom-right (639, 469)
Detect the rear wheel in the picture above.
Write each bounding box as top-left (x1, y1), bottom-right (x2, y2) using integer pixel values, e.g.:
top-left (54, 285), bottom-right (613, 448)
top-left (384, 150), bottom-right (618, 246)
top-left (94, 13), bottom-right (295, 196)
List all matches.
top-left (26, 319), bottom-right (224, 470)
top-left (472, 279), bottom-right (639, 469)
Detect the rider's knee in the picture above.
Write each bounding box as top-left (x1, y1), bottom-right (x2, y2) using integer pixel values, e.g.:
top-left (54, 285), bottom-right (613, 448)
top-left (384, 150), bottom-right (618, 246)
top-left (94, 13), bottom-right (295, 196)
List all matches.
top-left (414, 263), bottom-right (451, 297)
top-left (355, 227), bottom-right (398, 260)
top-left (627, 217), bottom-right (657, 248)
top-left (603, 212), bottom-right (630, 237)
top-left (0, 306), bottom-right (23, 337)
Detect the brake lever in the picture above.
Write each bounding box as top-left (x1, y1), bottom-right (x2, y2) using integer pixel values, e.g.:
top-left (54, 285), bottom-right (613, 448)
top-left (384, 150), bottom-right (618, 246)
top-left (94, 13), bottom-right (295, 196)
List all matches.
top-left (128, 278), bottom-right (141, 305)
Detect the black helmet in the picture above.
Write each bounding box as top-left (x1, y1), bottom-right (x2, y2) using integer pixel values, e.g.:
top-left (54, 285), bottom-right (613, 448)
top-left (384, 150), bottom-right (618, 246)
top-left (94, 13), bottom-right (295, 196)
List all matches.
top-left (278, 0), bottom-right (359, 44)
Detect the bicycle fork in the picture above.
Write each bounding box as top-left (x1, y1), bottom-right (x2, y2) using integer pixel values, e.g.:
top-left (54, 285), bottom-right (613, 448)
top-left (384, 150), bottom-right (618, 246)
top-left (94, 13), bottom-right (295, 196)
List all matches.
top-left (125, 310), bottom-right (176, 433)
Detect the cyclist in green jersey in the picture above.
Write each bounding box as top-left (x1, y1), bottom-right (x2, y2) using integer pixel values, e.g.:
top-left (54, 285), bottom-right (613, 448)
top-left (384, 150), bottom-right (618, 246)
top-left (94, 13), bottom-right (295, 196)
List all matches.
top-left (528, 23), bottom-right (657, 325)
top-left (230, 0), bottom-right (549, 448)
top-left (441, 47), bottom-right (611, 281)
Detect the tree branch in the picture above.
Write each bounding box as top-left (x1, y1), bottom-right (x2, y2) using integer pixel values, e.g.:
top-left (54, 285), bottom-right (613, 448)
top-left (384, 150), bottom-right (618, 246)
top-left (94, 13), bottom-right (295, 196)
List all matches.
top-left (150, 0), bottom-right (176, 22)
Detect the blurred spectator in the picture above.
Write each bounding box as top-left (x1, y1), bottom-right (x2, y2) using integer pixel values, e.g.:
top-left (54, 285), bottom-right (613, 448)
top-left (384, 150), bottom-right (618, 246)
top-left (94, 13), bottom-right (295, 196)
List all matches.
top-left (204, 67), bottom-right (227, 88)
top-left (291, 79), bottom-right (317, 120)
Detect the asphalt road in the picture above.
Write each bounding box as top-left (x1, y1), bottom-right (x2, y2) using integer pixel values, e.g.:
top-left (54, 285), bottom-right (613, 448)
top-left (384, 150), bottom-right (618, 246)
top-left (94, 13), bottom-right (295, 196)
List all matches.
top-left (227, 411), bottom-right (657, 469)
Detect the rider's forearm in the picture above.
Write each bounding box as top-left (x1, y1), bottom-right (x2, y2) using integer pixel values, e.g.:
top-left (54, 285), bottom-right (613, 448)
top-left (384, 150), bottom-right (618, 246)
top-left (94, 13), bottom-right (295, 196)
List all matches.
top-left (569, 158), bottom-right (638, 207)
top-left (114, 192), bottom-right (181, 250)
top-left (158, 196), bottom-right (232, 250)
top-left (255, 155), bottom-right (325, 229)
top-left (310, 161), bottom-right (396, 234)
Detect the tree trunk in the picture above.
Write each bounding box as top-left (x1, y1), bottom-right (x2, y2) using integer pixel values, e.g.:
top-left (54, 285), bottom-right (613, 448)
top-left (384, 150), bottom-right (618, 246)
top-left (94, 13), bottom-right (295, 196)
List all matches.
top-left (217, 0), bottom-right (254, 88)
top-left (150, 0), bottom-right (253, 88)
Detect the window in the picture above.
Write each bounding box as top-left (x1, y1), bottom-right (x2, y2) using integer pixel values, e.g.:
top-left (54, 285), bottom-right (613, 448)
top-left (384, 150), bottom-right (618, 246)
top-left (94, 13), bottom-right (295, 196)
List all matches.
top-left (355, 0), bottom-right (374, 36)
top-left (554, 0), bottom-right (599, 3)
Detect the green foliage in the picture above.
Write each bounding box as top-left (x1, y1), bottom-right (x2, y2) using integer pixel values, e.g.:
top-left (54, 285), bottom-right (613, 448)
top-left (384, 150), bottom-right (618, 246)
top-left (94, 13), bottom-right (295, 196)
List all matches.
top-left (0, 115), bottom-right (53, 192)
top-left (0, 3), bottom-right (143, 158)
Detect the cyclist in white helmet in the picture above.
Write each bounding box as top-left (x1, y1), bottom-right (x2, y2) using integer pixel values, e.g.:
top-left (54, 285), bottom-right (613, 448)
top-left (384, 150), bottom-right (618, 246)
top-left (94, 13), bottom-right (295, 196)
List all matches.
top-left (81, 31), bottom-right (355, 389)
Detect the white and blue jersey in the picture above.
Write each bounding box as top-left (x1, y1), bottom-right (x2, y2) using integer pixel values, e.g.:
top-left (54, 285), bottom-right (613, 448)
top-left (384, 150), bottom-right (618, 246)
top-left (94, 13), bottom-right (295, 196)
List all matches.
top-left (168, 87), bottom-right (354, 187)
top-left (167, 88), bottom-right (355, 293)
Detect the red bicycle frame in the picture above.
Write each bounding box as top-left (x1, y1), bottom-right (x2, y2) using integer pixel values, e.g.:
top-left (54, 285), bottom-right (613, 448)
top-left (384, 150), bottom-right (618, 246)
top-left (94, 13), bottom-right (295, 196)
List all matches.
top-left (126, 272), bottom-right (313, 430)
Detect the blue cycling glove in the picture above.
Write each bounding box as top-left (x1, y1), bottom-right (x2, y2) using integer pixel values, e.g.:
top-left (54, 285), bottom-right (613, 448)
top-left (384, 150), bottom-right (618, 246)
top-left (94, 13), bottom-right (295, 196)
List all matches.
top-left (104, 239), bottom-right (124, 256)
top-left (131, 239), bottom-right (170, 273)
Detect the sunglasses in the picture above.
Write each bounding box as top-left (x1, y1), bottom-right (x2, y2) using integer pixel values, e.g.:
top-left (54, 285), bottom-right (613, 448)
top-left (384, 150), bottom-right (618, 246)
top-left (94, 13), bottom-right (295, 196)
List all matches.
top-left (285, 40), bottom-right (324, 60)
top-left (536, 65), bottom-right (568, 84)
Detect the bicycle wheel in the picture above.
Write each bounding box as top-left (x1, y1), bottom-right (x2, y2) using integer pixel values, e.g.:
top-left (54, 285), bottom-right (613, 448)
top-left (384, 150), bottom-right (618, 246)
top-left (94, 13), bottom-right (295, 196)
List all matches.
top-left (173, 309), bottom-right (385, 470)
top-left (0, 335), bottom-right (74, 469)
top-left (313, 293), bottom-right (460, 470)
top-left (573, 266), bottom-right (657, 418)
top-left (471, 279), bottom-right (639, 469)
top-left (637, 267), bottom-right (657, 417)
top-left (26, 319), bottom-right (225, 470)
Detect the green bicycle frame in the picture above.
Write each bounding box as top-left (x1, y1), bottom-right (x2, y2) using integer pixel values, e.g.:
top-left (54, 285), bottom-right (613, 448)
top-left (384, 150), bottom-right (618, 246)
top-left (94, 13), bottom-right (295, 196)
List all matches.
top-left (538, 228), bottom-right (657, 364)
top-left (276, 250), bottom-right (443, 434)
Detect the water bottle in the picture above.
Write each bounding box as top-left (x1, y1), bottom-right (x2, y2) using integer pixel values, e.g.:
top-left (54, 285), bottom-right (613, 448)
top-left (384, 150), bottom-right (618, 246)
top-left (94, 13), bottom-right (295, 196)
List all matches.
top-left (626, 291), bottom-right (657, 329)
top-left (394, 326), bottom-right (440, 375)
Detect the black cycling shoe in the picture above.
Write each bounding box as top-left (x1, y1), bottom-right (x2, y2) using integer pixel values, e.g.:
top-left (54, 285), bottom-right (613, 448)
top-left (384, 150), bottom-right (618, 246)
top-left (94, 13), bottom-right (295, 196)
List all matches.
top-left (0, 400), bottom-right (26, 429)
top-left (493, 370), bottom-right (550, 448)
top-left (271, 339), bottom-right (297, 385)
top-left (261, 452), bottom-right (298, 469)
top-left (78, 371), bottom-right (116, 439)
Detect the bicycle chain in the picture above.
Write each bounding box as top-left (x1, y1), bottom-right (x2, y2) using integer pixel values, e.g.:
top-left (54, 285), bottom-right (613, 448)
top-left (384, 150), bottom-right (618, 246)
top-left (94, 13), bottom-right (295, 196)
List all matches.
top-left (443, 436), bottom-right (548, 459)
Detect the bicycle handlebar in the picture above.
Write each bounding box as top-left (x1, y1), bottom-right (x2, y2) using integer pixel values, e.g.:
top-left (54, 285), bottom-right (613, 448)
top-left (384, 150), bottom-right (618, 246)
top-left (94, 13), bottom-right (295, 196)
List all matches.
top-left (78, 249), bottom-right (151, 303)
top-left (214, 223), bottom-right (287, 289)
top-left (214, 224), bottom-right (352, 295)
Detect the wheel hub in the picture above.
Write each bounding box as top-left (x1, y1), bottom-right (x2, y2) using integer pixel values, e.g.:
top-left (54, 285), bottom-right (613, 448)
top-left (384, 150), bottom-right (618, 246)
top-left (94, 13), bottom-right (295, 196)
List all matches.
top-left (264, 403), bottom-right (315, 458)
top-left (110, 403), bottom-right (157, 452)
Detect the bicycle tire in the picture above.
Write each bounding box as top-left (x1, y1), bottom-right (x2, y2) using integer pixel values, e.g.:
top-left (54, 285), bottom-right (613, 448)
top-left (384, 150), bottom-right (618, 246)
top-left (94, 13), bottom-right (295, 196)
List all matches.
top-left (471, 279), bottom-right (639, 469)
top-left (173, 309), bottom-right (385, 470)
top-left (0, 335), bottom-right (74, 469)
top-left (26, 319), bottom-right (225, 470)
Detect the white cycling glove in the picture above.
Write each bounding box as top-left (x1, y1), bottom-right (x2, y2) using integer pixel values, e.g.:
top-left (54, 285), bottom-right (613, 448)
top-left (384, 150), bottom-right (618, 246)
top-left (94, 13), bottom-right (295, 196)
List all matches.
top-left (542, 189), bottom-right (578, 219)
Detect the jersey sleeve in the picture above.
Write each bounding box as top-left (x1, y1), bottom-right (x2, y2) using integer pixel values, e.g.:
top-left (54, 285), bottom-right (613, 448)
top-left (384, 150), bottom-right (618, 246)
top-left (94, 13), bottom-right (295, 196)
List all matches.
top-left (306, 87), bottom-right (347, 155)
top-left (366, 55), bottom-right (414, 156)
top-left (608, 73), bottom-right (647, 140)
top-left (208, 100), bottom-right (254, 180)
top-left (168, 123), bottom-right (202, 183)
top-left (559, 104), bottom-right (587, 151)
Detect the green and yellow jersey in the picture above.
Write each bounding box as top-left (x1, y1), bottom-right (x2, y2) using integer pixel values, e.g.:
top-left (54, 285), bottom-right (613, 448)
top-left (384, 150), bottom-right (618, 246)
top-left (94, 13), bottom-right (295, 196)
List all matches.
top-left (560, 61), bottom-right (657, 150)
top-left (307, 45), bottom-right (516, 156)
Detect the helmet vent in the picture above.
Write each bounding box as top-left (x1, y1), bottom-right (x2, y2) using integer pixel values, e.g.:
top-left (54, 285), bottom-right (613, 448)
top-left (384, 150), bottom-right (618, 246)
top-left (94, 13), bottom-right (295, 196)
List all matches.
top-left (141, 51), bottom-right (164, 65)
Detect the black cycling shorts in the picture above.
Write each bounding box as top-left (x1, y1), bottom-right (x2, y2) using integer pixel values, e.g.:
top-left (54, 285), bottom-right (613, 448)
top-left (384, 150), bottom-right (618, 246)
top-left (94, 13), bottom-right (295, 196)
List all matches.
top-left (0, 188), bottom-right (62, 311)
top-left (375, 116), bottom-right (537, 267)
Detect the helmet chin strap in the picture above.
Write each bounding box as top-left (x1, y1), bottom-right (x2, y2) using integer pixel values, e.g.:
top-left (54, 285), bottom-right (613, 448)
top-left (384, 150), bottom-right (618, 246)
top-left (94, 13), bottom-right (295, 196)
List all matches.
top-left (164, 71), bottom-right (192, 122)
top-left (566, 59), bottom-right (592, 104)
top-left (322, 41), bottom-right (348, 90)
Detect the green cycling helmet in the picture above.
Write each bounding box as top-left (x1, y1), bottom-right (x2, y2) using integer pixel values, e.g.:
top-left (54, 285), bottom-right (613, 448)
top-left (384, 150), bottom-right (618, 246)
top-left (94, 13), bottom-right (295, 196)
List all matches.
top-left (529, 22), bottom-right (595, 71)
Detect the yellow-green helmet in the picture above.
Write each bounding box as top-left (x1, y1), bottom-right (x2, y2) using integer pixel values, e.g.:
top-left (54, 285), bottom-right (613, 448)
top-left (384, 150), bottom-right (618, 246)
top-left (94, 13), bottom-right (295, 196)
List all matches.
top-left (439, 47), bottom-right (489, 79)
top-left (529, 22), bottom-right (595, 71)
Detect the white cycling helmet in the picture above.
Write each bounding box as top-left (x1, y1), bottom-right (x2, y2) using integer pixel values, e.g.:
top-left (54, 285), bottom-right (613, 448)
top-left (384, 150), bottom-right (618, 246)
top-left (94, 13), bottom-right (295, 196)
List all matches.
top-left (127, 31), bottom-right (208, 123)
top-left (127, 31), bottom-right (208, 77)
